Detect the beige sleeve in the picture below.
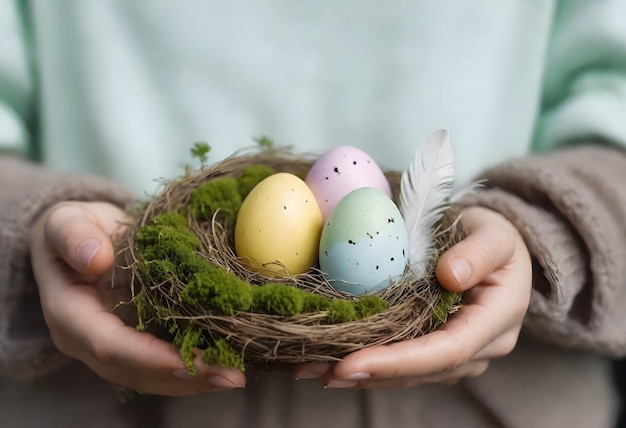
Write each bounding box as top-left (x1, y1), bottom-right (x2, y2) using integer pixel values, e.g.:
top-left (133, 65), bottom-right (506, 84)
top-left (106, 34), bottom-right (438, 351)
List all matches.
top-left (464, 144), bottom-right (626, 357)
top-left (0, 155), bottom-right (133, 379)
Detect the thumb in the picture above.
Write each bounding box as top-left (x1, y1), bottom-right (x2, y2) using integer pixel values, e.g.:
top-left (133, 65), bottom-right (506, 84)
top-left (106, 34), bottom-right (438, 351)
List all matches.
top-left (436, 207), bottom-right (517, 292)
top-left (42, 202), bottom-right (129, 276)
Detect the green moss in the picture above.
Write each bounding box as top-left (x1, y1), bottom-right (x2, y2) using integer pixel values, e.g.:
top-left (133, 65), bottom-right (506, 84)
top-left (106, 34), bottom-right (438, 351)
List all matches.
top-left (253, 283), bottom-right (305, 317)
top-left (150, 212), bottom-right (190, 229)
top-left (144, 259), bottom-right (176, 283)
top-left (354, 295), bottom-right (389, 318)
top-left (137, 260), bottom-right (151, 284)
top-left (327, 299), bottom-right (358, 323)
top-left (175, 253), bottom-right (212, 283)
top-left (134, 207), bottom-right (397, 374)
top-left (202, 339), bottom-right (245, 371)
top-left (168, 320), bottom-right (181, 336)
top-left (135, 214), bottom-right (199, 261)
top-left (189, 177), bottom-right (242, 226)
top-left (253, 135), bottom-right (275, 149)
top-left (134, 289), bottom-right (155, 332)
top-left (432, 289), bottom-right (463, 328)
top-left (173, 325), bottom-right (205, 375)
top-left (137, 227), bottom-right (206, 287)
top-left (302, 293), bottom-right (331, 312)
top-left (150, 238), bottom-right (197, 268)
top-left (136, 212), bottom-right (216, 284)
top-left (181, 269), bottom-right (254, 315)
top-left (237, 165), bottom-right (276, 199)
top-left (190, 142), bottom-right (211, 165)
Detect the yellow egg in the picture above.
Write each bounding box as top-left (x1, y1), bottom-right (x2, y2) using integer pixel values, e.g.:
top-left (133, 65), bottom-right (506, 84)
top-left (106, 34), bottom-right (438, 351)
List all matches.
top-left (234, 172), bottom-right (322, 277)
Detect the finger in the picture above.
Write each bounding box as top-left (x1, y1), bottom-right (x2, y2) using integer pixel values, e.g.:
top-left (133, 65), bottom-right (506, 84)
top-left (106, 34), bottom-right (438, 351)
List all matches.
top-left (94, 328), bottom-right (247, 395)
top-left (325, 360), bottom-right (490, 390)
top-left (112, 375), bottom-right (241, 397)
top-left (92, 346), bottom-right (245, 396)
top-left (329, 271), bottom-right (529, 382)
top-left (42, 202), bottom-right (130, 276)
top-left (436, 207), bottom-right (521, 292)
top-left (119, 374), bottom-right (244, 397)
top-left (293, 362), bottom-right (332, 380)
top-left (45, 281), bottom-right (246, 394)
top-left (473, 327), bottom-right (522, 360)
top-left (98, 320), bottom-right (246, 386)
top-left (30, 202), bottom-right (245, 396)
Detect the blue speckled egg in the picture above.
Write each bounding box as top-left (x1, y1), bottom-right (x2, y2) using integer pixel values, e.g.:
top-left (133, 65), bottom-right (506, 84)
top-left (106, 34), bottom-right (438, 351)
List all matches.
top-left (319, 187), bottom-right (409, 295)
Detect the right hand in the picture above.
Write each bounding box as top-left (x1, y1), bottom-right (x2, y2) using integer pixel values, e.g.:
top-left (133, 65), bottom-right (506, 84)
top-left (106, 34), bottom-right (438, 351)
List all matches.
top-left (30, 201), bottom-right (246, 396)
top-left (294, 207), bottom-right (531, 389)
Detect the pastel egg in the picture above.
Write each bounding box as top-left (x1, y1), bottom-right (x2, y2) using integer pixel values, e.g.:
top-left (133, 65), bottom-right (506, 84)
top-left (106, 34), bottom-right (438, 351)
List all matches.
top-left (235, 172), bottom-right (322, 278)
top-left (319, 187), bottom-right (409, 295)
top-left (305, 146), bottom-right (392, 221)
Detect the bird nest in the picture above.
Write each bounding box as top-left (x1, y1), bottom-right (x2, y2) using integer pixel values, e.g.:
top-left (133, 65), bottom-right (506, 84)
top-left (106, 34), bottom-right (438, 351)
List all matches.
top-left (117, 147), bottom-right (464, 372)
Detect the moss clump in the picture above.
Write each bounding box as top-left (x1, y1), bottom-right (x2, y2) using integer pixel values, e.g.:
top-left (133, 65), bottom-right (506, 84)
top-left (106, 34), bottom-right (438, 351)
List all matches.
top-left (253, 135), bottom-right (275, 149)
top-left (135, 213), bottom-right (202, 287)
top-left (134, 208), bottom-right (392, 376)
top-left (135, 212), bottom-right (214, 283)
top-left (134, 289), bottom-right (155, 332)
top-left (143, 259), bottom-right (177, 283)
top-left (174, 325), bottom-right (205, 375)
top-left (190, 142), bottom-right (211, 166)
top-left (181, 270), bottom-right (254, 315)
top-left (432, 289), bottom-right (463, 327)
top-left (202, 339), bottom-right (245, 371)
top-left (189, 177), bottom-right (242, 226)
top-left (135, 213), bottom-right (199, 260)
top-left (355, 295), bottom-right (389, 318)
top-left (253, 283), bottom-right (305, 317)
top-left (159, 239), bottom-right (200, 270)
top-left (136, 259), bottom-right (151, 284)
top-left (150, 211), bottom-right (190, 229)
top-left (237, 165), bottom-right (276, 199)
top-left (140, 251), bottom-right (208, 284)
top-left (135, 211), bottom-right (389, 321)
top-left (327, 299), bottom-right (359, 323)
top-left (302, 293), bottom-right (331, 312)
top-left (175, 253), bottom-right (212, 283)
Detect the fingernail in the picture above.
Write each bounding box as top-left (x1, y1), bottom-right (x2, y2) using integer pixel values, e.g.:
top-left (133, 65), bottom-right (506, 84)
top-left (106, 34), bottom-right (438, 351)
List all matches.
top-left (450, 258), bottom-right (471, 286)
top-left (294, 367), bottom-right (328, 380)
top-left (343, 372), bottom-right (370, 381)
top-left (208, 375), bottom-right (240, 389)
top-left (323, 372), bottom-right (370, 388)
top-left (325, 379), bottom-right (358, 389)
top-left (76, 239), bottom-right (100, 269)
top-left (173, 369), bottom-right (196, 380)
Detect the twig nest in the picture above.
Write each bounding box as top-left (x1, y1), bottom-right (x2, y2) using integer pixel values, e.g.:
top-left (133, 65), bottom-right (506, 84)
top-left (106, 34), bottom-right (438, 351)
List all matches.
top-left (118, 146), bottom-right (464, 373)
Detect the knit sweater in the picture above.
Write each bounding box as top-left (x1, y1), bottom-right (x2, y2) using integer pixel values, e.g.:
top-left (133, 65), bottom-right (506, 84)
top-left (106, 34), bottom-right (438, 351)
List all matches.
top-left (1, 144), bottom-right (625, 428)
top-left (3, 1), bottom-right (626, 194)
top-left (2, 0), bottom-right (626, 426)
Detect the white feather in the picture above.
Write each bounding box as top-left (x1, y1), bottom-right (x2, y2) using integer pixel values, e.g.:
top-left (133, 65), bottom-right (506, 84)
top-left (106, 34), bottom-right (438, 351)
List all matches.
top-left (399, 129), bottom-right (455, 277)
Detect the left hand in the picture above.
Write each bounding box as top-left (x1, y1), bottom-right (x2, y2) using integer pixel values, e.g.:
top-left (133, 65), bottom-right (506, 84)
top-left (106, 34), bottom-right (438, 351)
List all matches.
top-left (293, 206), bottom-right (532, 389)
top-left (30, 201), bottom-right (247, 395)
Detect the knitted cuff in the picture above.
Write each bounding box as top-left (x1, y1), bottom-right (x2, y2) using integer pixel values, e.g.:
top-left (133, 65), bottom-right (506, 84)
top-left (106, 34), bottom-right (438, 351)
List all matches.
top-left (462, 144), bottom-right (626, 356)
top-left (0, 156), bottom-right (133, 379)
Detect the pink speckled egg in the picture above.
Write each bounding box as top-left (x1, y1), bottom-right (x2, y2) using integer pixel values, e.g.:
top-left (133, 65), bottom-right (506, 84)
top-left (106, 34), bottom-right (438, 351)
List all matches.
top-left (305, 146), bottom-right (392, 221)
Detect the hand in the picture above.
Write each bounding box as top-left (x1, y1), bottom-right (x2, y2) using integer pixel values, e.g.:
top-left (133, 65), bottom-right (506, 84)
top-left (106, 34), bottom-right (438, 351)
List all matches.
top-left (293, 206), bottom-right (532, 388)
top-left (30, 201), bottom-right (246, 396)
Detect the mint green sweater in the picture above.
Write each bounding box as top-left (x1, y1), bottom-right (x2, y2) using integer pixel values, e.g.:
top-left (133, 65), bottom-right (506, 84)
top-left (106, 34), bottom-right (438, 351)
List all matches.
top-left (3, 2), bottom-right (626, 427)
top-left (2, 0), bottom-right (626, 194)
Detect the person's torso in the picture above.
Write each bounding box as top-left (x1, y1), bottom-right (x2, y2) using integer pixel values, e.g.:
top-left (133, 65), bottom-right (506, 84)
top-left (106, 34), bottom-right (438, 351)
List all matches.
top-left (31, 0), bottom-right (554, 194)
